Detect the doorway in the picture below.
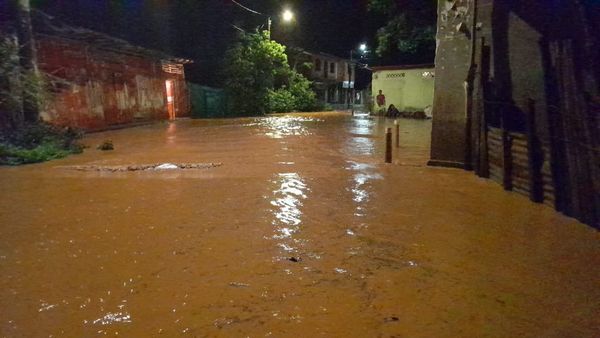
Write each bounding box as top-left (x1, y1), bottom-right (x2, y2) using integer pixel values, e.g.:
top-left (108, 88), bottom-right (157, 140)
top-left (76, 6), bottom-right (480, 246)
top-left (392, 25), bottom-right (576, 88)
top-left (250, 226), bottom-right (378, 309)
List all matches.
top-left (165, 80), bottom-right (175, 120)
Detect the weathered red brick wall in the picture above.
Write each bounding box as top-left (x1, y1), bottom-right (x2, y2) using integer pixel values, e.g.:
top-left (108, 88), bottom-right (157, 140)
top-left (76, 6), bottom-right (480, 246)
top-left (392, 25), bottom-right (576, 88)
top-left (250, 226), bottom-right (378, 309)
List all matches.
top-left (36, 36), bottom-right (189, 130)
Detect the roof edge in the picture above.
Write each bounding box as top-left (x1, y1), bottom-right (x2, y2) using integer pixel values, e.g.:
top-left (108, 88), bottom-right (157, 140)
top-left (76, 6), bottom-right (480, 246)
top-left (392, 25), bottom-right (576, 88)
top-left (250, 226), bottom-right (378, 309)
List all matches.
top-left (371, 64), bottom-right (434, 71)
top-left (32, 10), bottom-right (193, 64)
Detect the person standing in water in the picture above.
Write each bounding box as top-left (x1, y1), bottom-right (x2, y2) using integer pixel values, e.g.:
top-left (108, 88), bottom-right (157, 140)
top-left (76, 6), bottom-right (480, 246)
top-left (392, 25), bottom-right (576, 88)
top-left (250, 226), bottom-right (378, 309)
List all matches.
top-left (376, 90), bottom-right (386, 115)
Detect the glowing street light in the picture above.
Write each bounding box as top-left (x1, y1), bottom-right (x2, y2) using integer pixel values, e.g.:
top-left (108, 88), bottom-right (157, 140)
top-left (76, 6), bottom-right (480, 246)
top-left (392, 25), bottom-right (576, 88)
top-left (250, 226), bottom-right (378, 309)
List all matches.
top-left (359, 43), bottom-right (367, 52)
top-left (282, 9), bottom-right (294, 22)
top-left (230, 1), bottom-right (295, 36)
top-left (268, 9), bottom-right (294, 35)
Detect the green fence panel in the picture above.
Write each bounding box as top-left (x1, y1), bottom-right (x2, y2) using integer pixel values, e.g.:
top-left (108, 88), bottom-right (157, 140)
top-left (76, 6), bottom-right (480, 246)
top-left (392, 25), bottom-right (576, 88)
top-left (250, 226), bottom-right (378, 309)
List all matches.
top-left (188, 83), bottom-right (229, 118)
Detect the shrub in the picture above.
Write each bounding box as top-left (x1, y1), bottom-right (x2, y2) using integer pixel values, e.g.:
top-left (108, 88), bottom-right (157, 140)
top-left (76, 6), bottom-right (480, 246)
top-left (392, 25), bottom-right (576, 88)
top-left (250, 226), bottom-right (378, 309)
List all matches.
top-left (0, 122), bottom-right (84, 165)
top-left (288, 73), bottom-right (317, 112)
top-left (267, 88), bottom-right (295, 113)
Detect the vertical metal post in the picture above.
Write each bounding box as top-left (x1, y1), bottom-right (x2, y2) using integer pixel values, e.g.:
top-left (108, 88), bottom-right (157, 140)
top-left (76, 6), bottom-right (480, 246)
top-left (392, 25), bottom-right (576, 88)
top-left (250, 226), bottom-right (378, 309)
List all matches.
top-left (385, 128), bottom-right (392, 163)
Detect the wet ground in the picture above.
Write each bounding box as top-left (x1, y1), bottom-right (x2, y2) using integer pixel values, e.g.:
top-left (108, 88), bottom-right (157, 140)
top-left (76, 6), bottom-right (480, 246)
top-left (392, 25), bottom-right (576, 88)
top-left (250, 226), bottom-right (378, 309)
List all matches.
top-left (1, 112), bottom-right (599, 337)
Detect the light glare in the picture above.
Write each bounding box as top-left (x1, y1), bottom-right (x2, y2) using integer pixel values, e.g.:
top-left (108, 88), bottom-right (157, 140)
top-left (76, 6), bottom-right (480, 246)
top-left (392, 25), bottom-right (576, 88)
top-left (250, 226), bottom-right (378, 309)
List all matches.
top-left (282, 9), bottom-right (294, 22)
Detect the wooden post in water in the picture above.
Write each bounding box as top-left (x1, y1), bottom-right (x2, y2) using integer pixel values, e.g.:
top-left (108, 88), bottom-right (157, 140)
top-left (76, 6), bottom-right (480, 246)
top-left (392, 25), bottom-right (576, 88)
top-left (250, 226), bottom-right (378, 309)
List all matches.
top-left (395, 120), bottom-right (400, 148)
top-left (385, 128), bottom-right (392, 163)
top-left (502, 130), bottom-right (513, 191)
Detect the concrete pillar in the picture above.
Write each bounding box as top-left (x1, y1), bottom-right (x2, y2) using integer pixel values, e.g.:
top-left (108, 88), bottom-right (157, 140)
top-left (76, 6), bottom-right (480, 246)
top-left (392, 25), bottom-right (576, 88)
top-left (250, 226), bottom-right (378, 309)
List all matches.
top-left (428, 0), bottom-right (476, 168)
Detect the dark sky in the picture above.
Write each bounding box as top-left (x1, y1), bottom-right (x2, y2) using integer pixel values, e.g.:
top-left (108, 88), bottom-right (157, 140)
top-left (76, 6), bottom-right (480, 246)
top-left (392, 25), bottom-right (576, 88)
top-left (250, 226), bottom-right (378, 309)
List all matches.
top-left (26, 0), bottom-right (382, 85)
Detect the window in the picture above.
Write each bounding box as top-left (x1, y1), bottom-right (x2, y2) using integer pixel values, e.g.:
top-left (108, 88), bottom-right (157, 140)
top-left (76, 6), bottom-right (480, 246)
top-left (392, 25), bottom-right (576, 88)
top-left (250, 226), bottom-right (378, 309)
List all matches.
top-left (330, 62), bottom-right (335, 73)
top-left (315, 58), bottom-right (321, 71)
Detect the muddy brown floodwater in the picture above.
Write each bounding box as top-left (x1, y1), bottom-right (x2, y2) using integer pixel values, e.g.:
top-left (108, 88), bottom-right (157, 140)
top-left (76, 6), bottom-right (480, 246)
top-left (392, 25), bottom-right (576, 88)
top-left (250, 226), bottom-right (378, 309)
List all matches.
top-left (1, 112), bottom-right (599, 337)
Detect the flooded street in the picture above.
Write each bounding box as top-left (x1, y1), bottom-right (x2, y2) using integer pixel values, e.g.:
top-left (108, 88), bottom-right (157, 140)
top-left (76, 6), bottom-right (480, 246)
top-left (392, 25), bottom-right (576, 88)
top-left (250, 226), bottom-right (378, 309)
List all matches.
top-left (1, 112), bottom-right (599, 337)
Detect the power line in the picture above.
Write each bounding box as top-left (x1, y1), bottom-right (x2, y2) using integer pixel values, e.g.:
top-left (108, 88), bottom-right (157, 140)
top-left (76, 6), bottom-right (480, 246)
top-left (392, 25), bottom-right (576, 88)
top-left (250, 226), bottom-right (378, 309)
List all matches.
top-left (231, 24), bottom-right (246, 33)
top-left (230, 0), bottom-right (264, 16)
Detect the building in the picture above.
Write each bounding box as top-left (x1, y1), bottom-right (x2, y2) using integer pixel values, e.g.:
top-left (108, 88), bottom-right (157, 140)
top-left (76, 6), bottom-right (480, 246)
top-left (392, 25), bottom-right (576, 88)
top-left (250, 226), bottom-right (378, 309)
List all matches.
top-left (305, 51), bottom-right (355, 108)
top-left (371, 64), bottom-right (435, 114)
top-left (430, 0), bottom-right (599, 226)
top-left (33, 12), bottom-right (191, 130)
top-left (292, 50), bottom-right (371, 110)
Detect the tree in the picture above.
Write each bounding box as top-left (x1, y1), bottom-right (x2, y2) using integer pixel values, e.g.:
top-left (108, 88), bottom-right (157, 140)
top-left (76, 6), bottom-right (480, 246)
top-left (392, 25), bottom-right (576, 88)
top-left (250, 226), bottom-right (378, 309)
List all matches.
top-left (223, 30), bottom-right (315, 115)
top-left (12, 0), bottom-right (40, 123)
top-left (0, 36), bottom-right (24, 129)
top-left (1, 0), bottom-right (45, 129)
top-left (368, 0), bottom-right (437, 63)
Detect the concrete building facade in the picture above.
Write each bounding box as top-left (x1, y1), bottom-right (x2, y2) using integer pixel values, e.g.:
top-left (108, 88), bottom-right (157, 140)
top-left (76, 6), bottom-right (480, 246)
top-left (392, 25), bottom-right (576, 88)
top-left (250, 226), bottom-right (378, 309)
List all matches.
top-left (371, 64), bottom-right (435, 114)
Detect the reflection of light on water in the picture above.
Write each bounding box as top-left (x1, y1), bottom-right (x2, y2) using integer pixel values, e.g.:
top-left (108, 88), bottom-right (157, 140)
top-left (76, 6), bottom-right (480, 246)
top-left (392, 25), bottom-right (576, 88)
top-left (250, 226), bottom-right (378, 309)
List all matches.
top-left (269, 173), bottom-right (309, 254)
top-left (349, 116), bottom-right (374, 135)
top-left (256, 116), bottom-right (321, 138)
top-left (346, 117), bottom-right (376, 155)
top-left (166, 122), bottom-right (177, 144)
top-left (92, 312), bottom-right (132, 325)
top-left (352, 174), bottom-right (372, 203)
top-left (38, 302), bottom-right (58, 312)
top-left (347, 136), bottom-right (374, 156)
top-left (346, 161), bottom-right (382, 217)
top-left (270, 173), bottom-right (307, 235)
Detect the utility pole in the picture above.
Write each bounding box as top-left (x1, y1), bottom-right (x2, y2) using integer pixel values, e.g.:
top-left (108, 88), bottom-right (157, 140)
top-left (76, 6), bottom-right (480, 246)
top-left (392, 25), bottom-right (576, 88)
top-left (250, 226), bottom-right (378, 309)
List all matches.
top-left (347, 50), bottom-right (353, 109)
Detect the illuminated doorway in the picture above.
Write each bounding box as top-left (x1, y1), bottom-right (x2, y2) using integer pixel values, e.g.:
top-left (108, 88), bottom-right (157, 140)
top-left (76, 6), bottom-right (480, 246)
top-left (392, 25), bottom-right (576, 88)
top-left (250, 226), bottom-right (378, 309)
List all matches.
top-left (165, 80), bottom-right (175, 120)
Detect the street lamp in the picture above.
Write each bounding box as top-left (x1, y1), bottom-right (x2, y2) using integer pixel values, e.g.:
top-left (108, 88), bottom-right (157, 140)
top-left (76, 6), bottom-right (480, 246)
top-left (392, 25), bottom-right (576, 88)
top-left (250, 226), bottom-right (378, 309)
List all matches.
top-left (231, 1), bottom-right (294, 36)
top-left (268, 9), bottom-right (294, 35)
top-left (352, 42), bottom-right (368, 60)
top-left (282, 9), bottom-right (294, 22)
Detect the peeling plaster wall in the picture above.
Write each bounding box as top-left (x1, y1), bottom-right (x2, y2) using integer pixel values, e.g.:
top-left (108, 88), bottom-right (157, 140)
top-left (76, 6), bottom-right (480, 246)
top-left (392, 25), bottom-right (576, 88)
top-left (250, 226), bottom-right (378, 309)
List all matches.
top-left (36, 36), bottom-right (189, 130)
top-left (430, 0), bottom-right (475, 167)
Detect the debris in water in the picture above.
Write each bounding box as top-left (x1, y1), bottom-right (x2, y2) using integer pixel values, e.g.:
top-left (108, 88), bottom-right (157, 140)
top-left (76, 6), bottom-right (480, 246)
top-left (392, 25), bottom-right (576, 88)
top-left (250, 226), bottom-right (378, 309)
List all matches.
top-left (155, 163), bottom-right (179, 170)
top-left (97, 140), bottom-right (114, 151)
top-left (229, 282), bottom-right (250, 288)
top-left (384, 316), bottom-right (399, 322)
top-left (58, 162), bottom-right (223, 172)
top-left (288, 257), bottom-right (301, 263)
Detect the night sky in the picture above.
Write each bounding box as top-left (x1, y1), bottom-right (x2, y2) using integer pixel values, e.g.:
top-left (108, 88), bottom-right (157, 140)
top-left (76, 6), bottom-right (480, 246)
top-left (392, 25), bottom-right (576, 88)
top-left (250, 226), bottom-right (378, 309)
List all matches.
top-left (26, 0), bottom-right (384, 85)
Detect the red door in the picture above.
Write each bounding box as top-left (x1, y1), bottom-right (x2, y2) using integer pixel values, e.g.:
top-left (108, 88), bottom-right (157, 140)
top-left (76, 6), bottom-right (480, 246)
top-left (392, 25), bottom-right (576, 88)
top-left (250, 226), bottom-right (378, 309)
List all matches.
top-left (165, 80), bottom-right (175, 120)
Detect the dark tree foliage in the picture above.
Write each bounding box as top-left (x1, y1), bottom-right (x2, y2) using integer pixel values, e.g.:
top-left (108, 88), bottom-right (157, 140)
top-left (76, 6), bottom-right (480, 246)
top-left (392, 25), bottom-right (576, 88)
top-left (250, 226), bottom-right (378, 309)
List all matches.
top-left (368, 0), bottom-right (437, 64)
top-left (223, 31), bottom-right (315, 115)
